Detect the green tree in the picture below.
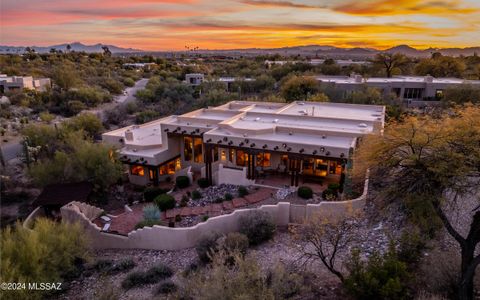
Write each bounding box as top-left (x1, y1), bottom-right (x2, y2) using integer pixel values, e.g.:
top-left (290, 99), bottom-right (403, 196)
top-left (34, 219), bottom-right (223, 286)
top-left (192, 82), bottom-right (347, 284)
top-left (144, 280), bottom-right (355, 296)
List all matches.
top-left (65, 113), bottom-right (104, 137)
top-left (371, 53), bottom-right (409, 78)
top-left (415, 56), bottom-right (466, 78)
top-left (354, 106), bottom-right (480, 300)
top-left (52, 65), bottom-right (80, 91)
top-left (280, 75), bottom-right (319, 101)
top-left (0, 219), bottom-right (90, 300)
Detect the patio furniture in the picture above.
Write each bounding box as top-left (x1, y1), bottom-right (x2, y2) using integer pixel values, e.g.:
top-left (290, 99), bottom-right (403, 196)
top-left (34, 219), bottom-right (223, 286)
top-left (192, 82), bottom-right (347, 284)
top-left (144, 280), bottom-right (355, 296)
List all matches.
top-left (102, 223), bottom-right (110, 232)
top-left (100, 215), bottom-right (111, 223)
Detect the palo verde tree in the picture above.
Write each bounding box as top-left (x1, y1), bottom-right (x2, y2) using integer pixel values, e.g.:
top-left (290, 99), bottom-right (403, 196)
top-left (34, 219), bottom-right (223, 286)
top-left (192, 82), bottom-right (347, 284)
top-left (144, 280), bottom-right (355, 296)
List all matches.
top-left (354, 105), bottom-right (480, 300)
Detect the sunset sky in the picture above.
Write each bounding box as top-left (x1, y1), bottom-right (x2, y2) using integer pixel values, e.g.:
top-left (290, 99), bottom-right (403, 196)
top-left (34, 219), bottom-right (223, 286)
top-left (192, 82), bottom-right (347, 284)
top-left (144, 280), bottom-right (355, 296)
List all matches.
top-left (1, 0), bottom-right (480, 50)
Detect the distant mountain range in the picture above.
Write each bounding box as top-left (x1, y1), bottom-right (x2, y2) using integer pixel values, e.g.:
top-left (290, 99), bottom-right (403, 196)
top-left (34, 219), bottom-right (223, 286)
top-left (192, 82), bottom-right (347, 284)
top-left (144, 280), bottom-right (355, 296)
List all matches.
top-left (0, 42), bottom-right (142, 54)
top-left (0, 42), bottom-right (479, 58)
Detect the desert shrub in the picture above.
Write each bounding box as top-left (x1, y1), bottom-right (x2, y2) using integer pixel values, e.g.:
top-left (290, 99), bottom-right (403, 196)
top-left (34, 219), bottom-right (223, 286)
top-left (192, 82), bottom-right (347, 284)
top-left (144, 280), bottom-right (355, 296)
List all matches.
top-left (224, 193), bottom-right (233, 201)
top-left (0, 219), bottom-right (90, 300)
top-left (176, 176), bottom-right (190, 188)
top-left (143, 204), bottom-right (160, 221)
top-left (196, 232), bottom-right (221, 263)
top-left (179, 250), bottom-right (274, 299)
top-left (192, 189), bottom-right (202, 200)
top-left (198, 177), bottom-right (210, 188)
top-left (144, 186), bottom-right (167, 202)
top-left (297, 186), bottom-right (313, 199)
top-left (238, 186), bottom-right (249, 197)
top-left (398, 229), bottom-right (427, 265)
top-left (93, 259), bottom-right (114, 273)
top-left (223, 232), bottom-right (249, 256)
top-left (146, 263), bottom-right (174, 280)
top-left (154, 194), bottom-right (175, 211)
top-left (154, 280), bottom-right (178, 295)
top-left (239, 211), bottom-right (276, 245)
top-left (180, 194), bottom-right (189, 207)
top-left (267, 263), bottom-right (304, 299)
top-left (322, 188), bottom-right (338, 200)
top-left (344, 244), bottom-right (411, 300)
top-left (175, 215), bottom-right (182, 222)
top-left (109, 258), bottom-right (136, 274)
top-left (328, 183), bottom-right (341, 193)
top-left (135, 219), bottom-right (163, 229)
top-left (202, 215), bottom-right (209, 222)
top-left (122, 263), bottom-right (173, 289)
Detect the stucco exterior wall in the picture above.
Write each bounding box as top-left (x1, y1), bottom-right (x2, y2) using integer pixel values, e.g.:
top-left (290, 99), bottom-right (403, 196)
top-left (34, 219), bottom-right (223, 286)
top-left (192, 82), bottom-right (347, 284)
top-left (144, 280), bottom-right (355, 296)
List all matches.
top-left (59, 177), bottom-right (369, 251)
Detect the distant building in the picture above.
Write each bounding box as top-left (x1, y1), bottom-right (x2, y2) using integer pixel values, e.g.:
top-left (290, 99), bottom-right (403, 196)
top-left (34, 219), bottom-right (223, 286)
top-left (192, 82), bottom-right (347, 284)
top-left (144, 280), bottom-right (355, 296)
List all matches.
top-left (0, 74), bottom-right (51, 93)
top-left (185, 73), bottom-right (205, 86)
top-left (216, 77), bottom-right (255, 91)
top-left (309, 59), bottom-right (370, 66)
top-left (122, 63), bottom-right (155, 70)
top-left (316, 75), bottom-right (480, 106)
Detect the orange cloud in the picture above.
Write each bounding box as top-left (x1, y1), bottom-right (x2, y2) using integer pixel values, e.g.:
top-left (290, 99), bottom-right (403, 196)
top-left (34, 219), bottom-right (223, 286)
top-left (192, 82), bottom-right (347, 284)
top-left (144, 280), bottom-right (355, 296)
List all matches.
top-left (334, 0), bottom-right (478, 15)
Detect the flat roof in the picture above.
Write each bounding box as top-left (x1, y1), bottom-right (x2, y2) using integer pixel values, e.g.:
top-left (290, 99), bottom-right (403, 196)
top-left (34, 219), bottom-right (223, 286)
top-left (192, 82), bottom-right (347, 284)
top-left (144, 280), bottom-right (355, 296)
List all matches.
top-left (103, 100), bottom-right (385, 161)
top-left (316, 75), bottom-right (480, 85)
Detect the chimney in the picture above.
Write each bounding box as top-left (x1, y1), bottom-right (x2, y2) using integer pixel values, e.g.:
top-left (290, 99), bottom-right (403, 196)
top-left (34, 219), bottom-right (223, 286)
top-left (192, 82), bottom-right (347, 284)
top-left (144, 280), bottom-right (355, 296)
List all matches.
top-left (354, 75), bottom-right (363, 83)
top-left (424, 75), bottom-right (434, 83)
top-left (125, 129), bottom-right (134, 141)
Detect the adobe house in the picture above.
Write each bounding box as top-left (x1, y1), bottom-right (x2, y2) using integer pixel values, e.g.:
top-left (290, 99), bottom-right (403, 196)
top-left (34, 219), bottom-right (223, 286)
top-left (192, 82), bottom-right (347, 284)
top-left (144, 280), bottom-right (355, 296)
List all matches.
top-left (102, 101), bottom-right (385, 189)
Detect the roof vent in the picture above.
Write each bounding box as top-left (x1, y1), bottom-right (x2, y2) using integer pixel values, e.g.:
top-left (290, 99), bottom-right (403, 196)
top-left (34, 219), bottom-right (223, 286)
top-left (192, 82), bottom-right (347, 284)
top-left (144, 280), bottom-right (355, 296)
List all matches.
top-left (358, 123), bottom-right (368, 128)
top-left (255, 117), bottom-right (261, 121)
top-left (125, 130), bottom-right (134, 141)
top-left (299, 110), bottom-right (307, 114)
top-left (298, 102), bottom-right (305, 105)
top-left (273, 119), bottom-right (279, 123)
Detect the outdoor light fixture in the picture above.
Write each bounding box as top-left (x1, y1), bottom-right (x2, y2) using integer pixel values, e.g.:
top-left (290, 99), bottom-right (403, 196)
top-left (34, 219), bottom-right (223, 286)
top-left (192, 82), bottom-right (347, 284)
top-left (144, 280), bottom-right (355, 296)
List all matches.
top-left (250, 143), bottom-right (256, 147)
top-left (282, 143), bottom-right (287, 148)
top-left (320, 147), bottom-right (325, 152)
top-left (312, 150), bottom-right (318, 155)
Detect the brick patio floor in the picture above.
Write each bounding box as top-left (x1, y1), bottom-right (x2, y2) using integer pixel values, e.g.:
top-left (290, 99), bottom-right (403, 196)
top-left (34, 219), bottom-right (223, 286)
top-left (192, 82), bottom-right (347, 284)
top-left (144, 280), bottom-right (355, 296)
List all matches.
top-left (94, 187), bottom-right (277, 235)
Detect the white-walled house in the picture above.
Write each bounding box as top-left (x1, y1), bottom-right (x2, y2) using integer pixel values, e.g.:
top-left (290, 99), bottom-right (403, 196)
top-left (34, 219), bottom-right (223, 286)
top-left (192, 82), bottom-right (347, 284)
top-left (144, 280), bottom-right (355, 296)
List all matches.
top-left (316, 74), bottom-right (480, 106)
top-left (0, 74), bottom-right (51, 93)
top-left (102, 101), bottom-right (385, 188)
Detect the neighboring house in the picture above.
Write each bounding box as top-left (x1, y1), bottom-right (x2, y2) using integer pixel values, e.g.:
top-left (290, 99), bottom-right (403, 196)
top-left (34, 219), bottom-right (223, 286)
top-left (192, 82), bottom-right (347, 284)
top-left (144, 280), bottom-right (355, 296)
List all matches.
top-left (103, 101), bottom-right (385, 188)
top-left (122, 63), bottom-right (155, 70)
top-left (309, 59), bottom-right (370, 66)
top-left (316, 74), bottom-right (480, 106)
top-left (216, 77), bottom-right (255, 91)
top-left (0, 74), bottom-right (51, 93)
top-left (185, 73), bottom-right (205, 86)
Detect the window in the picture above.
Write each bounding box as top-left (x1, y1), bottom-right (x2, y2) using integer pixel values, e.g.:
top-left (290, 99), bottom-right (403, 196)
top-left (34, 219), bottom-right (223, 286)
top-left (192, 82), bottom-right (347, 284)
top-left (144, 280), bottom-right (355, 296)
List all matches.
top-left (302, 158), bottom-right (314, 175)
top-left (236, 150), bottom-right (248, 166)
top-left (229, 149), bottom-right (234, 162)
top-left (256, 152), bottom-right (271, 167)
top-left (159, 159), bottom-right (179, 175)
top-left (184, 137), bottom-right (193, 161)
top-left (403, 88), bottom-right (424, 99)
top-left (193, 138), bottom-right (203, 163)
top-left (315, 159), bottom-right (328, 177)
top-left (130, 165), bottom-right (145, 176)
top-left (435, 89), bottom-right (444, 100)
top-left (149, 169), bottom-right (155, 180)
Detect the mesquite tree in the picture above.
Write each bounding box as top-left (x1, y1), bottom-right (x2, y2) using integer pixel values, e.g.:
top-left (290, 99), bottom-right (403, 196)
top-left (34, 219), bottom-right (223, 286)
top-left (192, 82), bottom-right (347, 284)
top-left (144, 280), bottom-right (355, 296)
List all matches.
top-left (354, 105), bottom-right (480, 300)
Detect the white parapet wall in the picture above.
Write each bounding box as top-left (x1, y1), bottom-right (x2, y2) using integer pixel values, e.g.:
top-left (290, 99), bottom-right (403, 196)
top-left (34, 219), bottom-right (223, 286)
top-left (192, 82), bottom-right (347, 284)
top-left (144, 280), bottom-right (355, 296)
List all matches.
top-left (216, 164), bottom-right (255, 186)
top-left (59, 176), bottom-right (369, 251)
